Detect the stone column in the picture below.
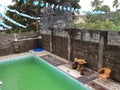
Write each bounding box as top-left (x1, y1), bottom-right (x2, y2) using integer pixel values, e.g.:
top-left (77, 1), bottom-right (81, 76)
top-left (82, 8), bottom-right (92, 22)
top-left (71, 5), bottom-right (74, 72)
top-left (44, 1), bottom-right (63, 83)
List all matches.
top-left (67, 29), bottom-right (72, 61)
top-left (98, 31), bottom-right (107, 68)
top-left (49, 28), bottom-right (54, 53)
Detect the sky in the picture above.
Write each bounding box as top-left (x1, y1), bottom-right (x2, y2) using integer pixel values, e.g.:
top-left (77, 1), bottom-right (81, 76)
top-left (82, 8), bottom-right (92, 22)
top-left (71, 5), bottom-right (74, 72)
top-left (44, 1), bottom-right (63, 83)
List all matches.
top-left (0, 0), bottom-right (13, 13)
top-left (79, 0), bottom-right (117, 11)
top-left (0, 0), bottom-right (119, 13)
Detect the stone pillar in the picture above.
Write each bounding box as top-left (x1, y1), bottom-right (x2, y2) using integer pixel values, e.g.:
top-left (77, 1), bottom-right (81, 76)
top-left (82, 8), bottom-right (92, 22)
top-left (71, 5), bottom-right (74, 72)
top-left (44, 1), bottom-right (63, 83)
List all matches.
top-left (49, 28), bottom-right (54, 53)
top-left (67, 30), bottom-right (72, 61)
top-left (98, 31), bottom-right (107, 68)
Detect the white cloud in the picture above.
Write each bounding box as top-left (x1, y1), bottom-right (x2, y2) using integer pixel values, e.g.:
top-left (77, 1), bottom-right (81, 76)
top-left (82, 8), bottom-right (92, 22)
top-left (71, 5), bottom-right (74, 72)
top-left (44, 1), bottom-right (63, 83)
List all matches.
top-left (0, 0), bottom-right (13, 13)
top-left (0, 0), bottom-right (12, 6)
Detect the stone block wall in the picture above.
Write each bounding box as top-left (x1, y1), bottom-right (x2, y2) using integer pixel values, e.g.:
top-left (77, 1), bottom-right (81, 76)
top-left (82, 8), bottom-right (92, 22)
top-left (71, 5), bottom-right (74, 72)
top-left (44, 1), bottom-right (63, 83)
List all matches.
top-left (52, 36), bottom-right (68, 59)
top-left (71, 40), bottom-right (99, 71)
top-left (0, 34), bottom-right (15, 56)
top-left (41, 29), bottom-right (120, 82)
top-left (0, 32), bottom-right (41, 56)
top-left (103, 45), bottom-right (120, 82)
top-left (41, 34), bottom-right (50, 51)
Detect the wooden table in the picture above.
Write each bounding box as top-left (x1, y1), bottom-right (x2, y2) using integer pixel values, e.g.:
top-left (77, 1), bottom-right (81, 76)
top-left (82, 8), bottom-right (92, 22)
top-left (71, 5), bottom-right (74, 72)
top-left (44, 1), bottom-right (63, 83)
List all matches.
top-left (74, 58), bottom-right (87, 75)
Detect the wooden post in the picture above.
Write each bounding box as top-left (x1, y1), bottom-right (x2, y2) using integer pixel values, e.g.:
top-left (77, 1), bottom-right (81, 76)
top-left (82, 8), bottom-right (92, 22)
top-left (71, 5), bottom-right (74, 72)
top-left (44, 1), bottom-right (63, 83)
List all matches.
top-left (98, 31), bottom-right (107, 68)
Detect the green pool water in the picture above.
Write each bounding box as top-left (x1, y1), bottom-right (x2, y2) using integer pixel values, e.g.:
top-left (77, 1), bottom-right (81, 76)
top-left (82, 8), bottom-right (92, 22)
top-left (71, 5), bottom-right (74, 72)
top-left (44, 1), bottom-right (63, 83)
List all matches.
top-left (0, 55), bottom-right (89, 90)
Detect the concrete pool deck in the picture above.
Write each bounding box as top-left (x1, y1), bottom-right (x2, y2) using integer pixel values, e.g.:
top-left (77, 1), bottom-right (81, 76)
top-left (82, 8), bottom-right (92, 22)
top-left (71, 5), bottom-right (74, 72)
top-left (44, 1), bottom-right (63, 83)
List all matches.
top-left (0, 50), bottom-right (120, 90)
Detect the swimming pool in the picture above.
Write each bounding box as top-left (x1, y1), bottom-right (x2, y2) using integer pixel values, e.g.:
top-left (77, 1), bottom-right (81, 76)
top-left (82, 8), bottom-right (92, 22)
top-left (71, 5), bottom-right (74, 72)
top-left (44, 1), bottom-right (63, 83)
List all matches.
top-left (0, 55), bottom-right (89, 90)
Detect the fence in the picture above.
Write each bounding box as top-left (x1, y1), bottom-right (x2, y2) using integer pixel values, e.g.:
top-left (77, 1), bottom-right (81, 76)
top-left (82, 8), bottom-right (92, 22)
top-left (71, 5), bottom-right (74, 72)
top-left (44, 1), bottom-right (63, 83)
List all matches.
top-left (41, 28), bottom-right (120, 82)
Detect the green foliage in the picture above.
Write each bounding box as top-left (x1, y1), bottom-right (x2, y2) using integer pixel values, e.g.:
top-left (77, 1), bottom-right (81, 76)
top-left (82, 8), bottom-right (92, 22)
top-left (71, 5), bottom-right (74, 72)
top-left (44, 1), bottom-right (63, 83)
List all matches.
top-left (69, 0), bottom-right (120, 31)
top-left (70, 23), bottom-right (82, 29)
top-left (108, 12), bottom-right (120, 26)
top-left (104, 19), bottom-right (116, 30)
top-left (82, 1), bottom-right (119, 31)
top-left (71, 0), bottom-right (120, 31)
top-left (94, 5), bottom-right (110, 12)
top-left (45, 0), bottom-right (81, 9)
top-left (86, 5), bottom-right (110, 23)
top-left (0, 31), bottom-right (6, 35)
top-left (91, 0), bottom-right (103, 8)
top-left (113, 0), bottom-right (120, 9)
top-left (70, 18), bottom-right (118, 31)
top-left (81, 21), bottom-right (104, 30)
top-left (81, 19), bottom-right (116, 31)
top-left (5, 0), bottom-right (80, 33)
top-left (100, 5), bottom-right (110, 12)
top-left (85, 13), bottom-right (104, 23)
top-left (5, 0), bottom-right (39, 32)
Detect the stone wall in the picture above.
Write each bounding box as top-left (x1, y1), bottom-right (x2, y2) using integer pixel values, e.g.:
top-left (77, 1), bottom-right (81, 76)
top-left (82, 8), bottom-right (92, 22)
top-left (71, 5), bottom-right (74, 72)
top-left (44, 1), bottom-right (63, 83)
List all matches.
top-left (41, 34), bottom-right (100, 69)
top-left (71, 40), bottom-right (99, 71)
top-left (41, 34), bottom-right (50, 51)
top-left (0, 34), bottom-right (15, 56)
top-left (0, 32), bottom-right (41, 56)
top-left (41, 29), bottom-right (120, 82)
top-left (52, 36), bottom-right (68, 59)
top-left (103, 45), bottom-right (120, 82)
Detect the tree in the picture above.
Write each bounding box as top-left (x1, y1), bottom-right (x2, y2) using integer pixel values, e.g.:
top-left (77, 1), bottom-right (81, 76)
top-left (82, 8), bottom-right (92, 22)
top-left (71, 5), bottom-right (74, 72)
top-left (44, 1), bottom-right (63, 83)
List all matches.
top-left (94, 5), bottom-right (110, 12)
top-left (81, 19), bottom-right (116, 31)
top-left (5, 0), bottom-right (81, 32)
top-left (5, 0), bottom-right (40, 32)
top-left (113, 0), bottom-right (120, 9)
top-left (81, 1), bottom-right (118, 31)
top-left (91, 0), bottom-right (103, 9)
top-left (45, 0), bottom-right (81, 9)
top-left (85, 4), bottom-right (110, 23)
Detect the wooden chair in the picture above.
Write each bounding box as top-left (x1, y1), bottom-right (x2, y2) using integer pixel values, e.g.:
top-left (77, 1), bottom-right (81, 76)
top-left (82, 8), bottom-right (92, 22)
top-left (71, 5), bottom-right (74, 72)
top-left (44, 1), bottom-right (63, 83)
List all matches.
top-left (98, 68), bottom-right (111, 80)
